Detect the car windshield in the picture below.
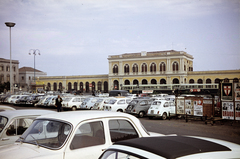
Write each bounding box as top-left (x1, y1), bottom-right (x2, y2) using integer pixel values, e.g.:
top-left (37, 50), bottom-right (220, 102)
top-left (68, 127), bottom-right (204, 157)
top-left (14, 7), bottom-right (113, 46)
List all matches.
top-left (96, 99), bottom-right (104, 103)
top-left (129, 100), bottom-right (138, 105)
top-left (63, 98), bottom-right (72, 102)
top-left (109, 99), bottom-right (117, 104)
top-left (17, 119), bottom-right (71, 149)
top-left (0, 116), bottom-right (8, 133)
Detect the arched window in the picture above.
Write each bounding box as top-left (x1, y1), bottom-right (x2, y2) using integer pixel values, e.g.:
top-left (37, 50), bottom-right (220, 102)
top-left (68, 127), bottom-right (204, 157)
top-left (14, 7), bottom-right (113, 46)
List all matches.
top-left (150, 63), bottom-right (156, 72)
top-left (132, 64), bottom-right (138, 73)
top-left (124, 80), bottom-right (130, 85)
top-left (47, 83), bottom-right (51, 91)
top-left (124, 64), bottom-right (129, 74)
top-left (173, 78), bottom-right (179, 84)
top-left (133, 79), bottom-right (139, 85)
top-left (160, 62), bottom-right (166, 72)
top-left (53, 83), bottom-right (57, 91)
top-left (160, 79), bottom-right (166, 84)
top-left (233, 78), bottom-right (239, 83)
top-left (113, 80), bottom-right (119, 90)
top-left (142, 63), bottom-right (147, 73)
top-left (142, 79), bottom-right (148, 84)
top-left (92, 82), bottom-right (95, 91)
top-left (197, 79), bottom-right (203, 84)
top-left (224, 78), bottom-right (229, 83)
top-left (189, 79), bottom-right (194, 84)
top-left (151, 79), bottom-right (157, 84)
top-left (206, 79), bottom-right (211, 84)
top-left (68, 82), bottom-right (72, 92)
top-left (59, 82), bottom-right (62, 91)
top-left (172, 62), bottom-right (179, 71)
top-left (113, 64), bottom-right (118, 74)
top-left (215, 78), bottom-right (220, 84)
top-left (104, 81), bottom-right (108, 93)
top-left (74, 82), bottom-right (78, 91)
top-left (80, 82), bottom-right (83, 92)
top-left (97, 81), bottom-right (102, 91)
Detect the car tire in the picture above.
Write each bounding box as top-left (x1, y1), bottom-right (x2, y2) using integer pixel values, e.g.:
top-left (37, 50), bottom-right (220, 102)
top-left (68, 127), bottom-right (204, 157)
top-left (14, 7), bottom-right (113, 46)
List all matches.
top-left (138, 111), bottom-right (144, 118)
top-left (117, 109), bottom-right (123, 112)
top-left (162, 112), bottom-right (167, 120)
top-left (72, 106), bottom-right (77, 111)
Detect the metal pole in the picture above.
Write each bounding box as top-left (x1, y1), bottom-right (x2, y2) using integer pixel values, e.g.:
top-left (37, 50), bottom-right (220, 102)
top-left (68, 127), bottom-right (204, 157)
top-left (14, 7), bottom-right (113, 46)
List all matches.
top-left (9, 27), bottom-right (12, 93)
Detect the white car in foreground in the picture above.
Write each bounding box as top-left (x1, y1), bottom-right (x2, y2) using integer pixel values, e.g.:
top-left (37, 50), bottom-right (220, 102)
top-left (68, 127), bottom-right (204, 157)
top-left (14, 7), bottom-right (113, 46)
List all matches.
top-left (99, 136), bottom-right (240, 159)
top-left (0, 109), bottom-right (55, 147)
top-left (0, 111), bottom-right (162, 159)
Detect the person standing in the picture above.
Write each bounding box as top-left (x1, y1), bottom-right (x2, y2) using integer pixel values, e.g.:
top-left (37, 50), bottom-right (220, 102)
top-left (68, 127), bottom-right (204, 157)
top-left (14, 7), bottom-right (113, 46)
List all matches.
top-left (55, 95), bottom-right (63, 112)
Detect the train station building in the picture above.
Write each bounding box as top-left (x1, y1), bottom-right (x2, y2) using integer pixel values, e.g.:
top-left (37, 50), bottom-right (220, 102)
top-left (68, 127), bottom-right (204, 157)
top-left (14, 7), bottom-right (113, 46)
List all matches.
top-left (35, 50), bottom-right (240, 95)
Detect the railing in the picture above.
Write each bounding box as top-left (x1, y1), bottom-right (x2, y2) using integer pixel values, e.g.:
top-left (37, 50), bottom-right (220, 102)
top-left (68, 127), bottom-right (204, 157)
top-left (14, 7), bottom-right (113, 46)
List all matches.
top-left (121, 84), bottom-right (218, 91)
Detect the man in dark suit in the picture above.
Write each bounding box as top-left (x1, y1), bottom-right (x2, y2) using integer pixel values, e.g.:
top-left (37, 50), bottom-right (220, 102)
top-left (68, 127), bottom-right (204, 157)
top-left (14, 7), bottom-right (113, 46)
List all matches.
top-left (55, 95), bottom-right (63, 112)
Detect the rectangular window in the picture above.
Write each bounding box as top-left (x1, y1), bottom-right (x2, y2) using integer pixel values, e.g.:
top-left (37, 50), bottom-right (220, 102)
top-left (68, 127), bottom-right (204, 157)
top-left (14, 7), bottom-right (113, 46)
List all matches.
top-left (70, 121), bottom-right (105, 150)
top-left (109, 119), bottom-right (138, 142)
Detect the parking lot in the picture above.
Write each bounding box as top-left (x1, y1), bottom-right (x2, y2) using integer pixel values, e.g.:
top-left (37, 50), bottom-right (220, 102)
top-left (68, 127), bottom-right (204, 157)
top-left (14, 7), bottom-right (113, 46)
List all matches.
top-left (3, 103), bottom-right (240, 145)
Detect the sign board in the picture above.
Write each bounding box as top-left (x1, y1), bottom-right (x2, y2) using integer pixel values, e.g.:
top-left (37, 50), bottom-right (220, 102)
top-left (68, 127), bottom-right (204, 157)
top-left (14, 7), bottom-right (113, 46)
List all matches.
top-left (89, 83), bottom-right (92, 87)
top-left (222, 101), bottom-right (234, 120)
top-left (193, 99), bottom-right (203, 116)
top-left (221, 83), bottom-right (233, 100)
top-left (142, 90), bottom-right (153, 94)
top-left (236, 102), bottom-right (240, 120)
top-left (235, 83), bottom-right (240, 101)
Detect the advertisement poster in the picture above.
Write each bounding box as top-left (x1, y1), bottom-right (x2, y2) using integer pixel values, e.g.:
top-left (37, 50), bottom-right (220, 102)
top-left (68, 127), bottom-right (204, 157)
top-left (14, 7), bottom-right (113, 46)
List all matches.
top-left (236, 102), bottom-right (240, 120)
top-left (185, 99), bottom-right (193, 115)
top-left (222, 83), bottom-right (233, 100)
top-left (235, 83), bottom-right (240, 101)
top-left (194, 99), bottom-right (203, 116)
top-left (222, 101), bottom-right (234, 120)
top-left (177, 98), bottom-right (184, 114)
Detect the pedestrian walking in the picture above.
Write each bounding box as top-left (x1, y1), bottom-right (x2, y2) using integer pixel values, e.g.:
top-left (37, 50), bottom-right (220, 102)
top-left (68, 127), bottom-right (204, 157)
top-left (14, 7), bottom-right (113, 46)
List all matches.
top-left (55, 95), bottom-right (63, 112)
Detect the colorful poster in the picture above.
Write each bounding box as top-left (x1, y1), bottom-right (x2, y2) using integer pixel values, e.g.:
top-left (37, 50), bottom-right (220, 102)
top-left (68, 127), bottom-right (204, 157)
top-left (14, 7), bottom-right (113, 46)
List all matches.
top-left (235, 83), bottom-right (240, 101)
top-left (194, 99), bottom-right (203, 116)
top-left (236, 102), bottom-right (240, 120)
top-left (177, 98), bottom-right (184, 114)
top-left (222, 101), bottom-right (234, 120)
top-left (222, 83), bottom-right (233, 100)
top-left (185, 99), bottom-right (193, 115)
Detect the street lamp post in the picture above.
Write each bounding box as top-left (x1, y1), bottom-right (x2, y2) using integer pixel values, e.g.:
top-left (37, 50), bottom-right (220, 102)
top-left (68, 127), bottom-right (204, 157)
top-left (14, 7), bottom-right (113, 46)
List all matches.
top-left (29, 49), bottom-right (40, 92)
top-left (5, 22), bottom-right (16, 94)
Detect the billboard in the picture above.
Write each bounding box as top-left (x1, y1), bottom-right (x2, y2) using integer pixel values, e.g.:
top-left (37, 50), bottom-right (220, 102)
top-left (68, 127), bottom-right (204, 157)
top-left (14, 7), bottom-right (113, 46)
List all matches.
top-left (222, 101), bottom-right (234, 120)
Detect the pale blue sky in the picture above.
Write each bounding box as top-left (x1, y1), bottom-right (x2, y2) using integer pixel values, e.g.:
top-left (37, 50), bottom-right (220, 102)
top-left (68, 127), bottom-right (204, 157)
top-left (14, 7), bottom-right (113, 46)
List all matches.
top-left (0, 0), bottom-right (239, 76)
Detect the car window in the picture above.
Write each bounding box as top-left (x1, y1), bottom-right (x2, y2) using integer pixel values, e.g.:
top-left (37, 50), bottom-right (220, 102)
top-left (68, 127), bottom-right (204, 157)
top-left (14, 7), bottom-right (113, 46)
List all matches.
top-left (126, 99), bottom-right (131, 104)
top-left (6, 118), bottom-right (35, 136)
top-left (152, 101), bottom-right (161, 105)
top-left (164, 102), bottom-right (169, 107)
top-left (139, 101), bottom-right (146, 106)
top-left (129, 100), bottom-right (138, 105)
top-left (109, 99), bottom-right (117, 104)
top-left (0, 116), bottom-right (8, 133)
top-left (73, 98), bottom-right (80, 102)
top-left (70, 121), bottom-right (105, 150)
top-left (117, 100), bottom-right (125, 104)
top-left (109, 119), bottom-right (139, 142)
top-left (19, 120), bottom-right (71, 149)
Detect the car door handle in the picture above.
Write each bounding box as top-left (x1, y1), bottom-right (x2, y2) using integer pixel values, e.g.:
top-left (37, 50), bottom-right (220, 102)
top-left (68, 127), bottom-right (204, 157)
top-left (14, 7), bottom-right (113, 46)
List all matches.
top-left (1, 138), bottom-right (10, 141)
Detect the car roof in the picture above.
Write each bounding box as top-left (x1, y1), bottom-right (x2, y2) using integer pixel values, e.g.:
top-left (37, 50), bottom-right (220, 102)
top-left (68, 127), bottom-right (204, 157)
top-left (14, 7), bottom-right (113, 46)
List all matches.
top-left (0, 109), bottom-right (55, 119)
top-left (113, 136), bottom-right (232, 159)
top-left (36, 111), bottom-right (138, 126)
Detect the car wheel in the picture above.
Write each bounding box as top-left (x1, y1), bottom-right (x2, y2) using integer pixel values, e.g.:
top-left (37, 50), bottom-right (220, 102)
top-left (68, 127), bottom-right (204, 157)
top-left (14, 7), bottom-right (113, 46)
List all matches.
top-left (72, 106), bottom-right (77, 111)
top-left (162, 112), bottom-right (167, 120)
top-left (90, 107), bottom-right (93, 110)
top-left (117, 109), bottom-right (123, 112)
top-left (138, 111), bottom-right (144, 118)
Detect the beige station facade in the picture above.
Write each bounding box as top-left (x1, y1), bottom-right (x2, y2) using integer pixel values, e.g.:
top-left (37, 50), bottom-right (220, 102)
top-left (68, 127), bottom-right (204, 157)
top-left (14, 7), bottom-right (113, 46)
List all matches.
top-left (36, 50), bottom-right (240, 94)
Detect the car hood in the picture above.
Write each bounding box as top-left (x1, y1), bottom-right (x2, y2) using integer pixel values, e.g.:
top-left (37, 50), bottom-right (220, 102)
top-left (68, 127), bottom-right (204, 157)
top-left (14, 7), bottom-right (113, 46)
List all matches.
top-left (0, 143), bottom-right (60, 159)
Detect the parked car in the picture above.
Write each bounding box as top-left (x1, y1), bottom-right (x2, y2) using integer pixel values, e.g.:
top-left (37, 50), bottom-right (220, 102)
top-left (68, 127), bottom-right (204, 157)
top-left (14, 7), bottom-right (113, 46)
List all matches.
top-left (102, 97), bottom-right (132, 112)
top-left (92, 97), bottom-right (115, 110)
top-left (62, 96), bottom-right (87, 111)
top-left (0, 109), bottom-right (55, 147)
top-left (125, 98), bottom-right (154, 118)
top-left (43, 96), bottom-right (57, 107)
top-left (147, 99), bottom-right (176, 120)
top-left (99, 135), bottom-right (240, 159)
top-left (109, 90), bottom-right (129, 97)
top-left (0, 111), bottom-right (163, 159)
top-left (14, 95), bottom-right (30, 106)
top-left (80, 97), bottom-right (99, 110)
top-left (35, 95), bottom-right (50, 107)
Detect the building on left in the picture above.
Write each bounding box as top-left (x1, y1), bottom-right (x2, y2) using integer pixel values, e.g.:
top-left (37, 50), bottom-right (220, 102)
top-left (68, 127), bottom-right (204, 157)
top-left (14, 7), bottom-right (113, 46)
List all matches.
top-left (0, 58), bottom-right (19, 92)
